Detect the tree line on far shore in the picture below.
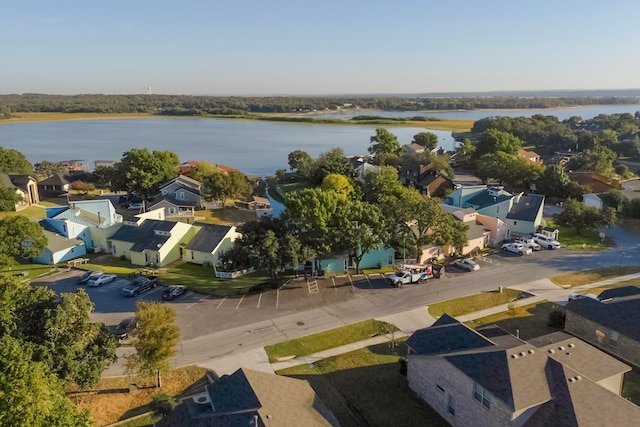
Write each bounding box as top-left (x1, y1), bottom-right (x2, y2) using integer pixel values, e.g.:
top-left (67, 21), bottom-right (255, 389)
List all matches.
top-left (0, 93), bottom-right (638, 118)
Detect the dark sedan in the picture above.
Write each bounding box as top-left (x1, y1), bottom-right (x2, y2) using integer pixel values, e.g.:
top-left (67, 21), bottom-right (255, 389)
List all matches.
top-left (162, 285), bottom-right (187, 301)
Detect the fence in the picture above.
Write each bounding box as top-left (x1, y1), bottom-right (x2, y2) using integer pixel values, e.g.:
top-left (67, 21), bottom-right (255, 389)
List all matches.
top-left (215, 267), bottom-right (255, 279)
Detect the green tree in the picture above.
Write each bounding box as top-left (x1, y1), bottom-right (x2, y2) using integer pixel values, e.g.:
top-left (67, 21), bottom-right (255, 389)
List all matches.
top-left (71, 180), bottom-right (95, 195)
top-left (116, 148), bottom-right (179, 199)
top-left (569, 144), bottom-right (616, 175)
top-left (600, 189), bottom-right (628, 211)
top-left (475, 129), bottom-right (523, 157)
top-left (0, 335), bottom-right (92, 427)
top-left (0, 183), bottom-right (22, 211)
top-left (454, 139), bottom-right (476, 167)
top-left (0, 146), bottom-right (33, 174)
top-left (412, 132), bottom-right (439, 151)
top-left (475, 152), bottom-right (542, 188)
top-left (202, 169), bottom-right (251, 208)
top-left (91, 165), bottom-right (118, 189)
top-left (553, 199), bottom-right (616, 234)
top-left (362, 165), bottom-right (405, 205)
top-left (34, 161), bottom-right (66, 180)
top-left (126, 301), bottom-right (180, 388)
top-left (288, 150), bottom-right (313, 172)
top-left (536, 164), bottom-right (570, 198)
top-left (622, 199), bottom-right (640, 219)
top-left (333, 200), bottom-right (389, 274)
top-left (369, 128), bottom-right (403, 157)
top-left (321, 174), bottom-right (355, 198)
top-left (311, 148), bottom-right (355, 185)
top-left (0, 215), bottom-right (47, 268)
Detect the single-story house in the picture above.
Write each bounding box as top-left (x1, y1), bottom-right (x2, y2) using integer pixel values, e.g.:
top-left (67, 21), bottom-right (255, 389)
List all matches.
top-left (407, 315), bottom-right (639, 427)
top-left (569, 171), bottom-right (623, 194)
top-left (108, 219), bottom-right (198, 267)
top-left (312, 245), bottom-right (396, 274)
top-left (565, 286), bottom-right (640, 367)
top-left (38, 173), bottom-right (73, 196)
top-left (183, 224), bottom-right (240, 268)
top-left (159, 368), bottom-right (338, 426)
top-left (0, 173), bottom-right (39, 210)
top-left (583, 193), bottom-right (604, 210)
top-left (34, 229), bottom-right (86, 265)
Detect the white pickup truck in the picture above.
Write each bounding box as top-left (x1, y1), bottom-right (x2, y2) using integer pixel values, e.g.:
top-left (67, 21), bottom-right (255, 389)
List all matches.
top-left (515, 237), bottom-right (541, 251)
top-left (387, 265), bottom-right (434, 287)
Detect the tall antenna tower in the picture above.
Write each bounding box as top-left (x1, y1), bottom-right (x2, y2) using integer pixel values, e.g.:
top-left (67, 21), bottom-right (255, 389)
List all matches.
top-left (147, 86), bottom-right (152, 95)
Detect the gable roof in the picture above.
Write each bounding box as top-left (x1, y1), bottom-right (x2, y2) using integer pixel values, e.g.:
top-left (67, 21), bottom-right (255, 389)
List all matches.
top-left (465, 188), bottom-right (512, 209)
top-left (506, 193), bottom-right (545, 223)
top-left (159, 174), bottom-right (201, 191)
top-left (565, 288), bottom-right (640, 341)
top-left (39, 173), bottom-right (72, 186)
top-left (185, 224), bottom-right (233, 253)
top-left (42, 229), bottom-right (85, 252)
top-left (148, 194), bottom-right (200, 208)
top-left (407, 319), bottom-right (494, 355)
top-left (108, 219), bottom-right (177, 252)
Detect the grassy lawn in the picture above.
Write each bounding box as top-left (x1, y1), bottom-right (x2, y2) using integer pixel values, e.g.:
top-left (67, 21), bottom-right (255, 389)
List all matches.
top-left (465, 301), bottom-right (564, 340)
top-left (264, 319), bottom-right (398, 363)
top-left (428, 288), bottom-right (529, 318)
top-left (0, 262), bottom-right (54, 280)
top-left (277, 342), bottom-right (449, 427)
top-left (550, 266), bottom-right (640, 288)
top-left (0, 205), bottom-right (47, 220)
top-left (550, 222), bottom-right (614, 250)
top-left (71, 366), bottom-right (208, 427)
top-left (195, 206), bottom-right (260, 225)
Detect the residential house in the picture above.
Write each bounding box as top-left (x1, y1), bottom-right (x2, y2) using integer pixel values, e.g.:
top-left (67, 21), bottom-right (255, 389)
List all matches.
top-left (0, 173), bottom-right (39, 210)
top-left (183, 224), bottom-right (240, 268)
top-left (350, 156), bottom-right (379, 184)
top-left (582, 193), bottom-right (604, 210)
top-left (160, 368), bottom-right (339, 427)
top-left (407, 315), bottom-right (639, 427)
top-left (399, 160), bottom-right (456, 197)
top-left (565, 286), bottom-right (640, 367)
top-left (41, 199), bottom-right (123, 252)
top-left (443, 186), bottom-right (545, 236)
top-left (34, 229), bottom-right (86, 265)
top-left (38, 173), bottom-right (72, 196)
top-left (439, 206), bottom-right (491, 256)
top-left (148, 175), bottom-right (208, 218)
top-left (108, 219), bottom-right (199, 267)
top-left (569, 171), bottom-right (623, 194)
top-left (311, 245), bottom-right (396, 274)
top-left (403, 143), bottom-right (426, 155)
top-left (517, 149), bottom-right (543, 165)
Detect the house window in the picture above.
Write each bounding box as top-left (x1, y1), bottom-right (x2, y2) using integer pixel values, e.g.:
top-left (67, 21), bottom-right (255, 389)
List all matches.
top-left (448, 395), bottom-right (456, 416)
top-left (496, 206), bottom-right (500, 214)
top-left (473, 383), bottom-right (491, 409)
top-left (344, 260), bottom-right (348, 271)
top-left (387, 255), bottom-right (394, 265)
top-left (513, 221), bottom-right (517, 225)
top-left (179, 191), bottom-right (185, 200)
top-left (191, 251), bottom-right (194, 260)
top-left (610, 330), bottom-right (619, 346)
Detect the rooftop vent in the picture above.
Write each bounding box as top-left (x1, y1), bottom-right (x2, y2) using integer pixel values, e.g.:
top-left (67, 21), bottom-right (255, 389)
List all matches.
top-left (568, 343), bottom-right (575, 348)
top-left (519, 352), bottom-right (526, 357)
top-left (548, 349), bottom-right (555, 354)
top-left (511, 354), bottom-right (519, 359)
top-left (528, 349), bottom-right (535, 354)
top-left (558, 346), bottom-right (565, 351)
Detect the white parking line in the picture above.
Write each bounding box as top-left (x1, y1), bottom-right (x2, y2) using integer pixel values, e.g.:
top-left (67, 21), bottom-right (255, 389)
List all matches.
top-left (216, 297), bottom-right (226, 309)
top-left (185, 293), bottom-right (207, 309)
top-left (257, 292), bottom-right (262, 309)
top-left (235, 294), bottom-right (245, 309)
top-left (348, 275), bottom-right (355, 290)
top-left (366, 275), bottom-right (373, 289)
top-left (331, 277), bottom-right (337, 291)
top-left (276, 289), bottom-right (280, 309)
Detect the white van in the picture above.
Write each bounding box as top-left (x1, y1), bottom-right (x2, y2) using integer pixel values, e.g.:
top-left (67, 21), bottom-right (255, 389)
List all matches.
top-left (532, 233), bottom-right (561, 250)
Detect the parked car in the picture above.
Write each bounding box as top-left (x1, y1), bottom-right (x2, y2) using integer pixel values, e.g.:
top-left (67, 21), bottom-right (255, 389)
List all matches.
top-left (162, 285), bottom-right (187, 301)
top-left (501, 242), bottom-right (532, 255)
top-left (532, 233), bottom-right (561, 250)
top-left (515, 237), bottom-right (541, 251)
top-left (87, 273), bottom-right (118, 287)
top-left (128, 202), bottom-right (144, 210)
top-left (122, 275), bottom-right (159, 297)
top-left (114, 317), bottom-right (137, 340)
top-left (452, 258), bottom-right (480, 271)
top-left (76, 269), bottom-right (105, 285)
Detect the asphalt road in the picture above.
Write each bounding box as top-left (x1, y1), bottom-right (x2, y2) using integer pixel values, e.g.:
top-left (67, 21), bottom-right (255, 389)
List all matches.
top-left (32, 225), bottom-right (640, 376)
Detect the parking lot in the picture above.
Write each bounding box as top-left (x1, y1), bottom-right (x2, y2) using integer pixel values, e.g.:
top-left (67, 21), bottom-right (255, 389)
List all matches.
top-left (32, 247), bottom-right (564, 341)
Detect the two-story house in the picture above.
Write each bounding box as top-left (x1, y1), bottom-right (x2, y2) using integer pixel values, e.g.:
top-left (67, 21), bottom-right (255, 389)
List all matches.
top-left (408, 315), bottom-right (640, 427)
top-left (0, 173), bottom-right (39, 210)
top-left (399, 160), bottom-right (456, 197)
top-left (147, 175), bottom-right (207, 219)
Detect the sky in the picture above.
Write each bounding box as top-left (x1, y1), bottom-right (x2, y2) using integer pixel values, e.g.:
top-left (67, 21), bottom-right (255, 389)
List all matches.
top-left (2, 0), bottom-right (640, 96)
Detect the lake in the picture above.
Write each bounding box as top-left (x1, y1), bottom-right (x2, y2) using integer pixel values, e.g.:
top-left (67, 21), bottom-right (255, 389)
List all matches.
top-left (0, 118), bottom-right (454, 176)
top-left (1, 104), bottom-right (638, 176)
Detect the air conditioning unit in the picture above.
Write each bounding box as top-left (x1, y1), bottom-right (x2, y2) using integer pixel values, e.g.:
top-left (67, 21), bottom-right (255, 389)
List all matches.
top-left (192, 392), bottom-right (211, 405)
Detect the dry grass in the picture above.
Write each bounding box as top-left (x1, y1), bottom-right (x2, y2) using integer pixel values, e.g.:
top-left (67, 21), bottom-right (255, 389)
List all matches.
top-left (428, 288), bottom-right (528, 318)
top-left (1, 112), bottom-right (155, 123)
top-left (550, 266), bottom-right (640, 288)
top-left (71, 366), bottom-right (208, 426)
top-left (578, 277), bottom-right (640, 297)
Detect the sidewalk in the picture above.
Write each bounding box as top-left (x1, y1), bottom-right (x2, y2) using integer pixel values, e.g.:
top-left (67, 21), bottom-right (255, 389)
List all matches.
top-left (242, 272), bottom-right (640, 373)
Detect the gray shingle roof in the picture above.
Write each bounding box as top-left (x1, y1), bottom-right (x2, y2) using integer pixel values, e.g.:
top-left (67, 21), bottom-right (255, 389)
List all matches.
top-left (565, 289), bottom-right (640, 341)
top-left (185, 224), bottom-right (233, 253)
top-left (407, 320), bottom-right (494, 355)
top-left (39, 173), bottom-right (72, 186)
top-left (506, 193), bottom-right (545, 222)
top-left (108, 220), bottom-right (176, 252)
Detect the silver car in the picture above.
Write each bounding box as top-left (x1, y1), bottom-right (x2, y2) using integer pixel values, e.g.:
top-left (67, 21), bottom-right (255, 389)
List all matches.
top-left (87, 274), bottom-right (118, 287)
top-left (452, 258), bottom-right (480, 271)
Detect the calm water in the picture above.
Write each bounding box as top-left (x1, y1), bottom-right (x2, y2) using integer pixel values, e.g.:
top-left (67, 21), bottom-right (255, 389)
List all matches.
top-left (312, 104), bottom-right (640, 121)
top-left (1, 104), bottom-right (638, 176)
top-left (0, 118), bottom-right (454, 176)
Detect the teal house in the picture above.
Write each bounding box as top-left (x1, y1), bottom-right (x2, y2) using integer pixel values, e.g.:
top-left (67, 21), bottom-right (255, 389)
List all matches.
top-left (317, 245), bottom-right (396, 274)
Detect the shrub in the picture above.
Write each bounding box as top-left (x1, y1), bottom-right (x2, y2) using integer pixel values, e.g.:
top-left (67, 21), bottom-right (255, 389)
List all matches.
top-left (152, 392), bottom-right (177, 416)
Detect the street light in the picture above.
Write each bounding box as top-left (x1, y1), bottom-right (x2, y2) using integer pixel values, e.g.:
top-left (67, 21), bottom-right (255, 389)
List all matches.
top-left (619, 251), bottom-right (625, 267)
